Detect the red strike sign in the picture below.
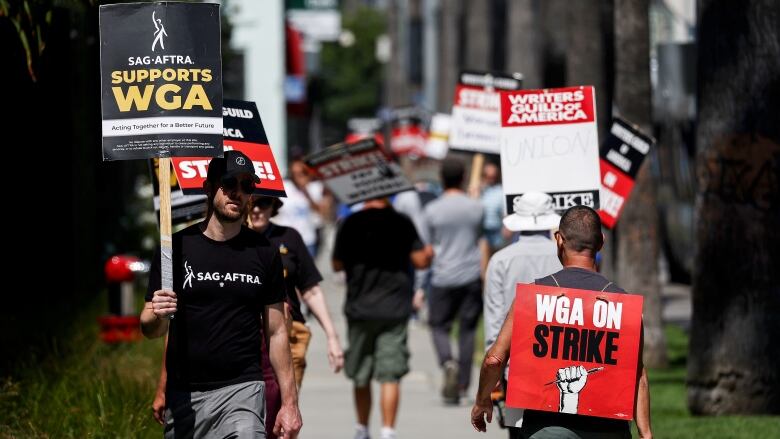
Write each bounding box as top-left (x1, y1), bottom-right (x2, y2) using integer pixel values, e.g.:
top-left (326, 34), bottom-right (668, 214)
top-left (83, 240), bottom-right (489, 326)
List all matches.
top-left (454, 84), bottom-right (500, 111)
top-left (390, 124), bottom-right (427, 156)
top-left (506, 284), bottom-right (643, 420)
top-left (501, 86), bottom-right (595, 127)
top-left (172, 140), bottom-right (285, 196)
top-left (345, 132), bottom-right (384, 146)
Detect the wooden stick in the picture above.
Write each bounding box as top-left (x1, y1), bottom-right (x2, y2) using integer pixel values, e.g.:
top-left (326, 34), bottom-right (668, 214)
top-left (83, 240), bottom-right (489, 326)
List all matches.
top-left (468, 152), bottom-right (485, 198)
top-left (158, 157), bottom-right (174, 297)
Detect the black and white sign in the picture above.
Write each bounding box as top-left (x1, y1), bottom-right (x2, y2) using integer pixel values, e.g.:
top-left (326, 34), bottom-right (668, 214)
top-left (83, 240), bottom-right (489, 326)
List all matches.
top-left (100, 2), bottom-right (223, 161)
top-left (304, 139), bottom-right (413, 205)
top-left (598, 117), bottom-right (654, 228)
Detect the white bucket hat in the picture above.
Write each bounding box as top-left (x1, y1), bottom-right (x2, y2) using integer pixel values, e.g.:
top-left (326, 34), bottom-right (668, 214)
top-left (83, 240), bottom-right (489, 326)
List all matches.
top-left (503, 191), bottom-right (561, 232)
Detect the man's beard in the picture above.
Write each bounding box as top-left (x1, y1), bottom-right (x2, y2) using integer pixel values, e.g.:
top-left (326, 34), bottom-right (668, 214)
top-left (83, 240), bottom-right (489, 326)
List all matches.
top-left (213, 200), bottom-right (245, 223)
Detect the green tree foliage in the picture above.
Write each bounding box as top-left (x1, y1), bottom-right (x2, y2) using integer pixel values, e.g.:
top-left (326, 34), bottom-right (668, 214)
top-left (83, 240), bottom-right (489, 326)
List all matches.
top-left (0, 0), bottom-right (60, 82)
top-left (319, 7), bottom-right (386, 126)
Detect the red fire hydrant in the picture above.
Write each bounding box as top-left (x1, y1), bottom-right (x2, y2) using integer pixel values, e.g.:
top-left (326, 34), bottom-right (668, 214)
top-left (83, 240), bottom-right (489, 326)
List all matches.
top-left (99, 255), bottom-right (148, 343)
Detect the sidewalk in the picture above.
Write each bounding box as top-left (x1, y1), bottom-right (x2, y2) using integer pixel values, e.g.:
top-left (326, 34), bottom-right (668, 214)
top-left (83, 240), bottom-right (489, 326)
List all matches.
top-left (298, 255), bottom-right (504, 438)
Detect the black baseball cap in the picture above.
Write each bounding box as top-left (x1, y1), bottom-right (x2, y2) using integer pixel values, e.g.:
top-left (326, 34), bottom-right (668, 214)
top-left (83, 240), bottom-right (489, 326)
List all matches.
top-left (206, 150), bottom-right (260, 183)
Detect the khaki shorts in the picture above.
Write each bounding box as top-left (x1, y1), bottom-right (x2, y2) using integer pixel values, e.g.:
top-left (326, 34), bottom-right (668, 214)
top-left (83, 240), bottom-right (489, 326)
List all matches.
top-left (289, 320), bottom-right (311, 388)
top-left (345, 319), bottom-right (410, 387)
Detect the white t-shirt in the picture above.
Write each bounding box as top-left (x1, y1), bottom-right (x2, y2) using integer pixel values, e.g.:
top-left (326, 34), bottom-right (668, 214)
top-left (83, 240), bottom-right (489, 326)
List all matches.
top-left (273, 180), bottom-right (324, 247)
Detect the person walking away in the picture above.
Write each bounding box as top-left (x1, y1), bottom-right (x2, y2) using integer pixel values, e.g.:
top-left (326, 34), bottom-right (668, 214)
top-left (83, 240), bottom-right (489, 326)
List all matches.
top-left (423, 156), bottom-right (486, 405)
top-left (471, 206), bottom-right (652, 439)
top-left (332, 197), bottom-right (433, 439)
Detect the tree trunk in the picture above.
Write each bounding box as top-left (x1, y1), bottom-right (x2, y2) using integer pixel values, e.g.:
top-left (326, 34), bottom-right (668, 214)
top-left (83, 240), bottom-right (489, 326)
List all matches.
top-left (562, 0), bottom-right (616, 282)
top-left (437, 0), bottom-right (461, 111)
top-left (613, 0), bottom-right (667, 368)
top-left (688, 0), bottom-right (780, 414)
top-left (506, 0), bottom-right (542, 88)
top-left (462, 0), bottom-right (491, 71)
top-left (565, 0), bottom-right (610, 139)
top-left (386, 0), bottom-right (411, 108)
top-left (538, 0), bottom-right (568, 87)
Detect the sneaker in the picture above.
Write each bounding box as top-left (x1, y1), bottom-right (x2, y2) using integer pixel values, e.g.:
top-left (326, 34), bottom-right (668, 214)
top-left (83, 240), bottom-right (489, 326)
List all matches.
top-left (354, 425), bottom-right (370, 439)
top-left (442, 360), bottom-right (459, 404)
top-left (380, 427), bottom-right (397, 439)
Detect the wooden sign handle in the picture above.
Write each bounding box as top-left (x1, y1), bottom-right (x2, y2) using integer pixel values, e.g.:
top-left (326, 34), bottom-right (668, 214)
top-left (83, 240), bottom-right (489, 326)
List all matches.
top-left (158, 158), bottom-right (174, 304)
top-left (468, 153), bottom-right (485, 198)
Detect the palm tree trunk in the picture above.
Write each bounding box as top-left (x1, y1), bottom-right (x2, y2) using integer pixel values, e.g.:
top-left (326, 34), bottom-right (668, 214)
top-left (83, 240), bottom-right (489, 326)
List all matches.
top-left (688, 0), bottom-right (780, 414)
top-left (462, 0), bottom-right (491, 70)
top-left (437, 0), bottom-right (462, 111)
top-left (505, 0), bottom-right (542, 88)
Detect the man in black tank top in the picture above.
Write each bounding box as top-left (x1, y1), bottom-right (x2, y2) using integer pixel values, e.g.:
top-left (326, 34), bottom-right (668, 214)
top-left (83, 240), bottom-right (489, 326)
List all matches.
top-left (470, 206), bottom-right (652, 439)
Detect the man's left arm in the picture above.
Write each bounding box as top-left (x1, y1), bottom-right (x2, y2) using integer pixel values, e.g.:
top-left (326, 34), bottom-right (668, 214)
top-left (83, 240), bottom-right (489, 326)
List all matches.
top-left (635, 364), bottom-right (651, 438)
top-left (634, 323), bottom-right (652, 438)
top-left (265, 301), bottom-right (302, 438)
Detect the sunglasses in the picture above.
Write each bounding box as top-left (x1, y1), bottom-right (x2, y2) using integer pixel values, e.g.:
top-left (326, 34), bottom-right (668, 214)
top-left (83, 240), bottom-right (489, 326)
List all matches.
top-left (253, 197), bottom-right (275, 209)
top-left (220, 175), bottom-right (255, 194)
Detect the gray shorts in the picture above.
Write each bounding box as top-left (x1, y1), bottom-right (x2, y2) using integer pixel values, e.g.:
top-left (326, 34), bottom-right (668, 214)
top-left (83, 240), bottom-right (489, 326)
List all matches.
top-left (164, 380), bottom-right (266, 439)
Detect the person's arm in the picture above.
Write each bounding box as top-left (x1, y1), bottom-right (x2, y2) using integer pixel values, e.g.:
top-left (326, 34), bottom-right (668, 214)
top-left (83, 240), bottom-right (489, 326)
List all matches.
top-left (301, 285), bottom-right (344, 373)
top-left (471, 301), bottom-right (515, 432)
top-left (411, 244), bottom-right (434, 269)
top-left (635, 365), bottom-right (651, 438)
top-left (634, 324), bottom-right (652, 438)
top-left (483, 257), bottom-right (504, 349)
top-left (265, 301), bottom-right (302, 438)
top-left (140, 290), bottom-right (177, 339)
top-left (331, 218), bottom-right (348, 273)
top-left (152, 336), bottom-right (169, 425)
top-left (479, 238), bottom-right (491, 280)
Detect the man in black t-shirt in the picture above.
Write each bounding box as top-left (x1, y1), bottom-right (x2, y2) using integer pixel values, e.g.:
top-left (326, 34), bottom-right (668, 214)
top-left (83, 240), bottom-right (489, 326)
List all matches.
top-left (332, 198), bottom-right (433, 439)
top-left (141, 150), bottom-right (302, 439)
top-left (470, 206), bottom-right (652, 439)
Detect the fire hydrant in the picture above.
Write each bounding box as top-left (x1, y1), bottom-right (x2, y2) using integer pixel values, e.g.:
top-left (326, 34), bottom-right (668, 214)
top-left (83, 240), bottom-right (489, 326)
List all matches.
top-left (99, 255), bottom-right (148, 343)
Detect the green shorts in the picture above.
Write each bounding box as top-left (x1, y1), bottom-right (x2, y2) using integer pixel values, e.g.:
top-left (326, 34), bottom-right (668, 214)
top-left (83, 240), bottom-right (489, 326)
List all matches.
top-left (345, 319), bottom-right (410, 387)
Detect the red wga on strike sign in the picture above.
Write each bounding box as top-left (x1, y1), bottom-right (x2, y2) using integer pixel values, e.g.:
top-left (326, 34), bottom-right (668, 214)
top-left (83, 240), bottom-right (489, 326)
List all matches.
top-left (506, 284), bottom-right (643, 420)
top-left (501, 86), bottom-right (596, 127)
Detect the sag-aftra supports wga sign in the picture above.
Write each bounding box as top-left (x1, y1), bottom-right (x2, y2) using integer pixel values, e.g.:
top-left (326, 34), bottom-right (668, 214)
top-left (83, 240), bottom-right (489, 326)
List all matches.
top-left (100, 2), bottom-right (223, 161)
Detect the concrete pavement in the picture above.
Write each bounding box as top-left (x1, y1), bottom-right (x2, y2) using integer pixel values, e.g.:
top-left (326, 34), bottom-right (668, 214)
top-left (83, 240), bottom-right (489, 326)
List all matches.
top-left (298, 241), bottom-right (505, 439)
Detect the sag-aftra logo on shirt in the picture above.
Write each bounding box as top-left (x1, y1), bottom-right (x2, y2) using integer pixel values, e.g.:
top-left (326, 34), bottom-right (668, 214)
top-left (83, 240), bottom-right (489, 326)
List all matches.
top-left (183, 261), bottom-right (262, 289)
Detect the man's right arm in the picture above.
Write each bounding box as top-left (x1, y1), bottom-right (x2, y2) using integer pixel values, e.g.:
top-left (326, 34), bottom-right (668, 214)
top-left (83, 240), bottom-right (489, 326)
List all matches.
top-left (471, 300), bottom-right (515, 432)
top-left (140, 290), bottom-right (177, 339)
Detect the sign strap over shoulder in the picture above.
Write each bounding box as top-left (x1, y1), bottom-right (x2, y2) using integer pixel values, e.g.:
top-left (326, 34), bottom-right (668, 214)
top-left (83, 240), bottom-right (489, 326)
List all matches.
top-left (601, 281), bottom-right (613, 292)
top-left (550, 274), bottom-right (560, 287)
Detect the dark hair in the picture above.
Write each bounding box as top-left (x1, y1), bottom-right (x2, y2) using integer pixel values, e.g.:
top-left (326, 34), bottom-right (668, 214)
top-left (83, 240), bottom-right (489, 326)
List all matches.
top-left (252, 196), bottom-right (283, 217)
top-left (440, 157), bottom-right (465, 189)
top-left (558, 205), bottom-right (603, 254)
